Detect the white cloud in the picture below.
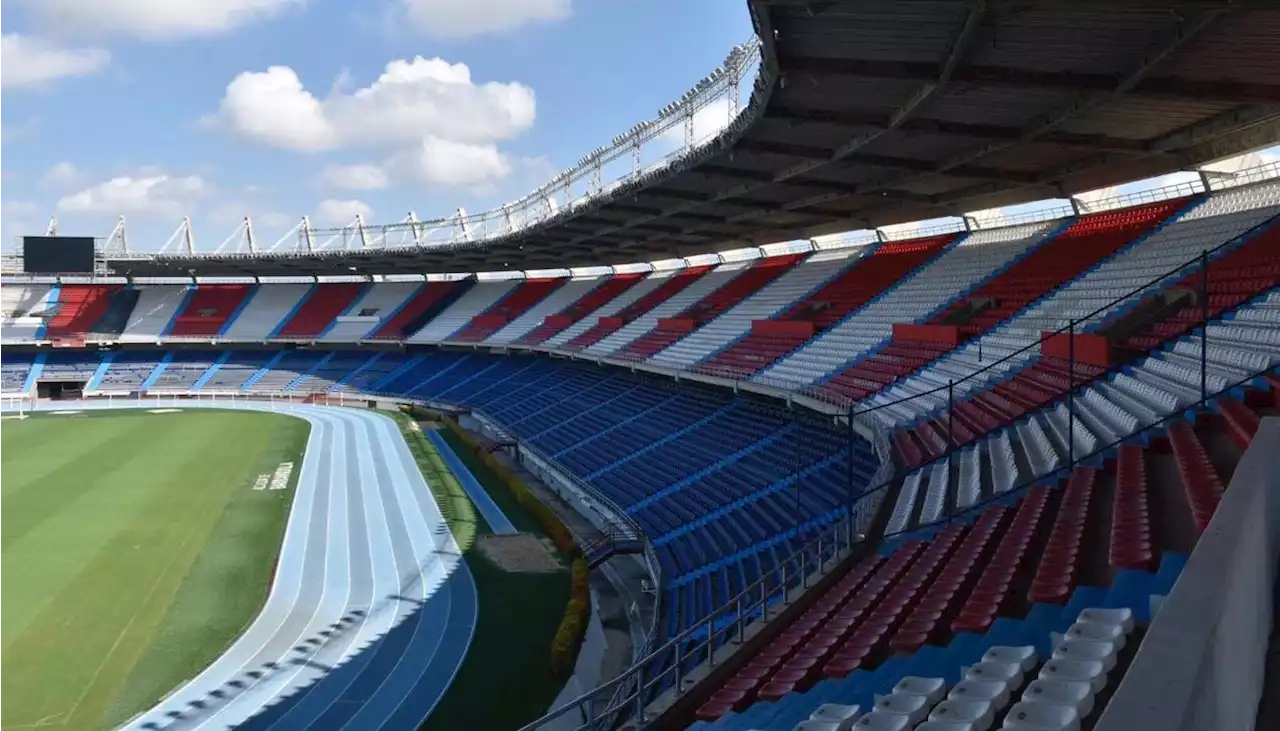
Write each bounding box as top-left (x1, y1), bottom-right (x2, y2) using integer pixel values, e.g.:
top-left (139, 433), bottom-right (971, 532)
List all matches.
top-left (316, 199), bottom-right (373, 223)
top-left (215, 57), bottom-right (535, 153)
top-left (40, 162), bottom-right (89, 190)
top-left (19, 0), bottom-right (300, 40)
top-left (392, 136), bottom-right (512, 189)
top-left (217, 66), bottom-right (337, 151)
top-left (58, 174), bottom-right (207, 216)
top-left (401, 0), bottom-right (569, 39)
top-left (319, 163), bottom-right (391, 190)
top-left (1, 34), bottom-right (110, 89)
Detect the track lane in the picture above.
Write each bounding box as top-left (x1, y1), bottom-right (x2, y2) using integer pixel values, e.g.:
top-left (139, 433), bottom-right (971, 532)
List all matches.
top-left (3, 401), bottom-right (477, 731)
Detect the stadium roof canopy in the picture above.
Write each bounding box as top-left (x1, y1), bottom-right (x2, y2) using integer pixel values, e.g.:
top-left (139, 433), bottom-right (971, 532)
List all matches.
top-left (109, 0), bottom-right (1280, 277)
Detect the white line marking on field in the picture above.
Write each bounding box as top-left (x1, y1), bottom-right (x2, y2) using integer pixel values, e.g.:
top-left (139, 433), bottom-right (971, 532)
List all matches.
top-left (269, 462), bottom-right (295, 491)
top-left (0, 414), bottom-right (28, 420)
top-left (147, 408), bottom-right (183, 414)
top-left (49, 410), bottom-right (83, 415)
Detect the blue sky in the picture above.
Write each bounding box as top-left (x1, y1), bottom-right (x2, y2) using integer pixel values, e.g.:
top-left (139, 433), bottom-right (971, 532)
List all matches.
top-left (1, 0), bottom-right (753, 250)
top-left (3, 1), bottom-right (1276, 256)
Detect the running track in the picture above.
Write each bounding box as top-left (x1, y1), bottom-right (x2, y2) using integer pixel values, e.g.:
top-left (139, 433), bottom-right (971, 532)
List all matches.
top-left (9, 401), bottom-right (478, 731)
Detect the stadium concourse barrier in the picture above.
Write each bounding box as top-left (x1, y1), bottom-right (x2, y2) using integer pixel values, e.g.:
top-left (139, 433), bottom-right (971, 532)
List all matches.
top-left (1093, 417), bottom-right (1280, 731)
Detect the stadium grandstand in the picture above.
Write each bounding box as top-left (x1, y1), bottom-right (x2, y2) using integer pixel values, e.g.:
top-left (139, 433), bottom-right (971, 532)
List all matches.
top-left (4, 1), bottom-right (1280, 730)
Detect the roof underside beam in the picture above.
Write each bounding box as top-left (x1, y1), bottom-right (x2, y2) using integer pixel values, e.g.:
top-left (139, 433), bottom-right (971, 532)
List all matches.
top-left (777, 57), bottom-right (1280, 104)
top-left (780, 5), bottom-right (1233, 213)
top-left (732, 139), bottom-right (1041, 183)
top-left (762, 105), bottom-right (1150, 153)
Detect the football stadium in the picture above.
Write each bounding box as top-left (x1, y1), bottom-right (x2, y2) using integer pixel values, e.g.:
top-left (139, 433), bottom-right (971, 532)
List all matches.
top-left (3, 2), bottom-right (1280, 730)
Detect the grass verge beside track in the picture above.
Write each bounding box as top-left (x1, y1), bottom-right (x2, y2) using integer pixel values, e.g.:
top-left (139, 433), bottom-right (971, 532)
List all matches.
top-left (1, 408), bottom-right (307, 731)
top-left (392, 413), bottom-right (572, 731)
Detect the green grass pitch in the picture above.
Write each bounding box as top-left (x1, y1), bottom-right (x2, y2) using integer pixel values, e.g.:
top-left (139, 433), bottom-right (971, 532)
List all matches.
top-left (1, 408), bottom-right (308, 731)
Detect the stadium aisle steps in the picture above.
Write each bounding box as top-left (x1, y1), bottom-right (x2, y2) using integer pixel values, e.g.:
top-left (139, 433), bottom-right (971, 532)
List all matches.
top-left (563, 266), bottom-right (714, 351)
top-left (450, 277), bottom-right (568, 342)
top-left (614, 254), bottom-right (807, 361)
top-left (167, 284), bottom-right (255, 337)
top-left (515, 273), bottom-right (645, 346)
top-left (273, 283), bottom-right (368, 339)
top-left (694, 235), bottom-right (955, 380)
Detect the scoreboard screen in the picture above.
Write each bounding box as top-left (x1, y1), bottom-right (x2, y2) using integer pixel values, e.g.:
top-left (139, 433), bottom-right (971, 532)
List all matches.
top-left (22, 236), bottom-right (96, 274)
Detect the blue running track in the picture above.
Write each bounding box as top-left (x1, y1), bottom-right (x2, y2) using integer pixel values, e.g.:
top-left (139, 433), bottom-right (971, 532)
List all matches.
top-left (3, 400), bottom-right (478, 731)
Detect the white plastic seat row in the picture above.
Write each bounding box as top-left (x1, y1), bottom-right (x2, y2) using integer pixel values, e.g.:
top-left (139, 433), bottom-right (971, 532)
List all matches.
top-left (652, 249), bottom-right (860, 369)
top-left (886, 470), bottom-right (924, 534)
top-left (990, 609), bottom-right (1137, 730)
top-left (318, 282), bottom-right (419, 341)
top-left (542, 272), bottom-right (670, 348)
top-left (759, 224), bottom-right (1057, 388)
top-left (855, 184), bottom-right (1280, 426)
top-left (219, 283), bottom-right (309, 341)
top-left (586, 262), bottom-right (751, 357)
top-left (488, 276), bottom-right (603, 344)
top-left (410, 278), bottom-right (519, 343)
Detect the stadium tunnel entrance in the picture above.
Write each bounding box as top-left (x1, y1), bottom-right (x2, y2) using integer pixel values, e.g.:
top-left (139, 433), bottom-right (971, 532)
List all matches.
top-left (36, 380), bottom-right (85, 400)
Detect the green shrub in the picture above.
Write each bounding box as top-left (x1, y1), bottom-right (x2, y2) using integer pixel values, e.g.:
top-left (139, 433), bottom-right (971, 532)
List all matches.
top-left (444, 418), bottom-right (580, 557)
top-left (550, 558), bottom-right (592, 678)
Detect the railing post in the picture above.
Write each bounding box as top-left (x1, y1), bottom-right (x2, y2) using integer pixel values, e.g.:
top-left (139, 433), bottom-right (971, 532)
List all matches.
top-left (1067, 321), bottom-right (1076, 467)
top-left (736, 597), bottom-right (745, 644)
top-left (707, 617), bottom-right (716, 668)
top-left (846, 405), bottom-right (855, 518)
top-left (634, 664), bottom-right (646, 720)
top-left (1200, 249), bottom-right (1209, 407)
top-left (947, 379), bottom-right (955, 518)
top-left (675, 642), bottom-right (684, 695)
top-left (801, 548), bottom-right (808, 589)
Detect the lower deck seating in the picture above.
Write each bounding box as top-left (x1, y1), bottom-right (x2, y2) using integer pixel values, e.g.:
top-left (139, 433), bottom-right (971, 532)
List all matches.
top-left (95, 353), bottom-right (163, 392)
top-left (145, 352), bottom-right (220, 392)
top-left (690, 370), bottom-right (1273, 731)
top-left (1, 355), bottom-right (34, 393)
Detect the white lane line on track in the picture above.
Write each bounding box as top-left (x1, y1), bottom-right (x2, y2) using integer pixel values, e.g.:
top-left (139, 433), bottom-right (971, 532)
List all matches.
top-left (339, 410), bottom-right (456, 731)
top-left (361, 409), bottom-right (476, 731)
top-left (116, 405), bottom-right (332, 730)
top-left (376, 410), bottom-right (478, 729)
top-left (187, 407), bottom-right (352, 731)
top-left (270, 410), bottom-right (412, 729)
top-left (257, 409), bottom-right (391, 731)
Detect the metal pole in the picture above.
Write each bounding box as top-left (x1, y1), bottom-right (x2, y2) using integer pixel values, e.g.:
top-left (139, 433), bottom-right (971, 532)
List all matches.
top-left (947, 379), bottom-right (955, 518)
top-left (846, 405), bottom-right (855, 521)
top-left (1067, 321), bottom-right (1075, 467)
top-left (736, 597), bottom-right (744, 643)
top-left (1201, 250), bottom-right (1209, 406)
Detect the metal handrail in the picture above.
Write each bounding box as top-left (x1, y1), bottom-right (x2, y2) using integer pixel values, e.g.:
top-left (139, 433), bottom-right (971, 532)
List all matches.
top-left (820, 207), bottom-right (1280, 423)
